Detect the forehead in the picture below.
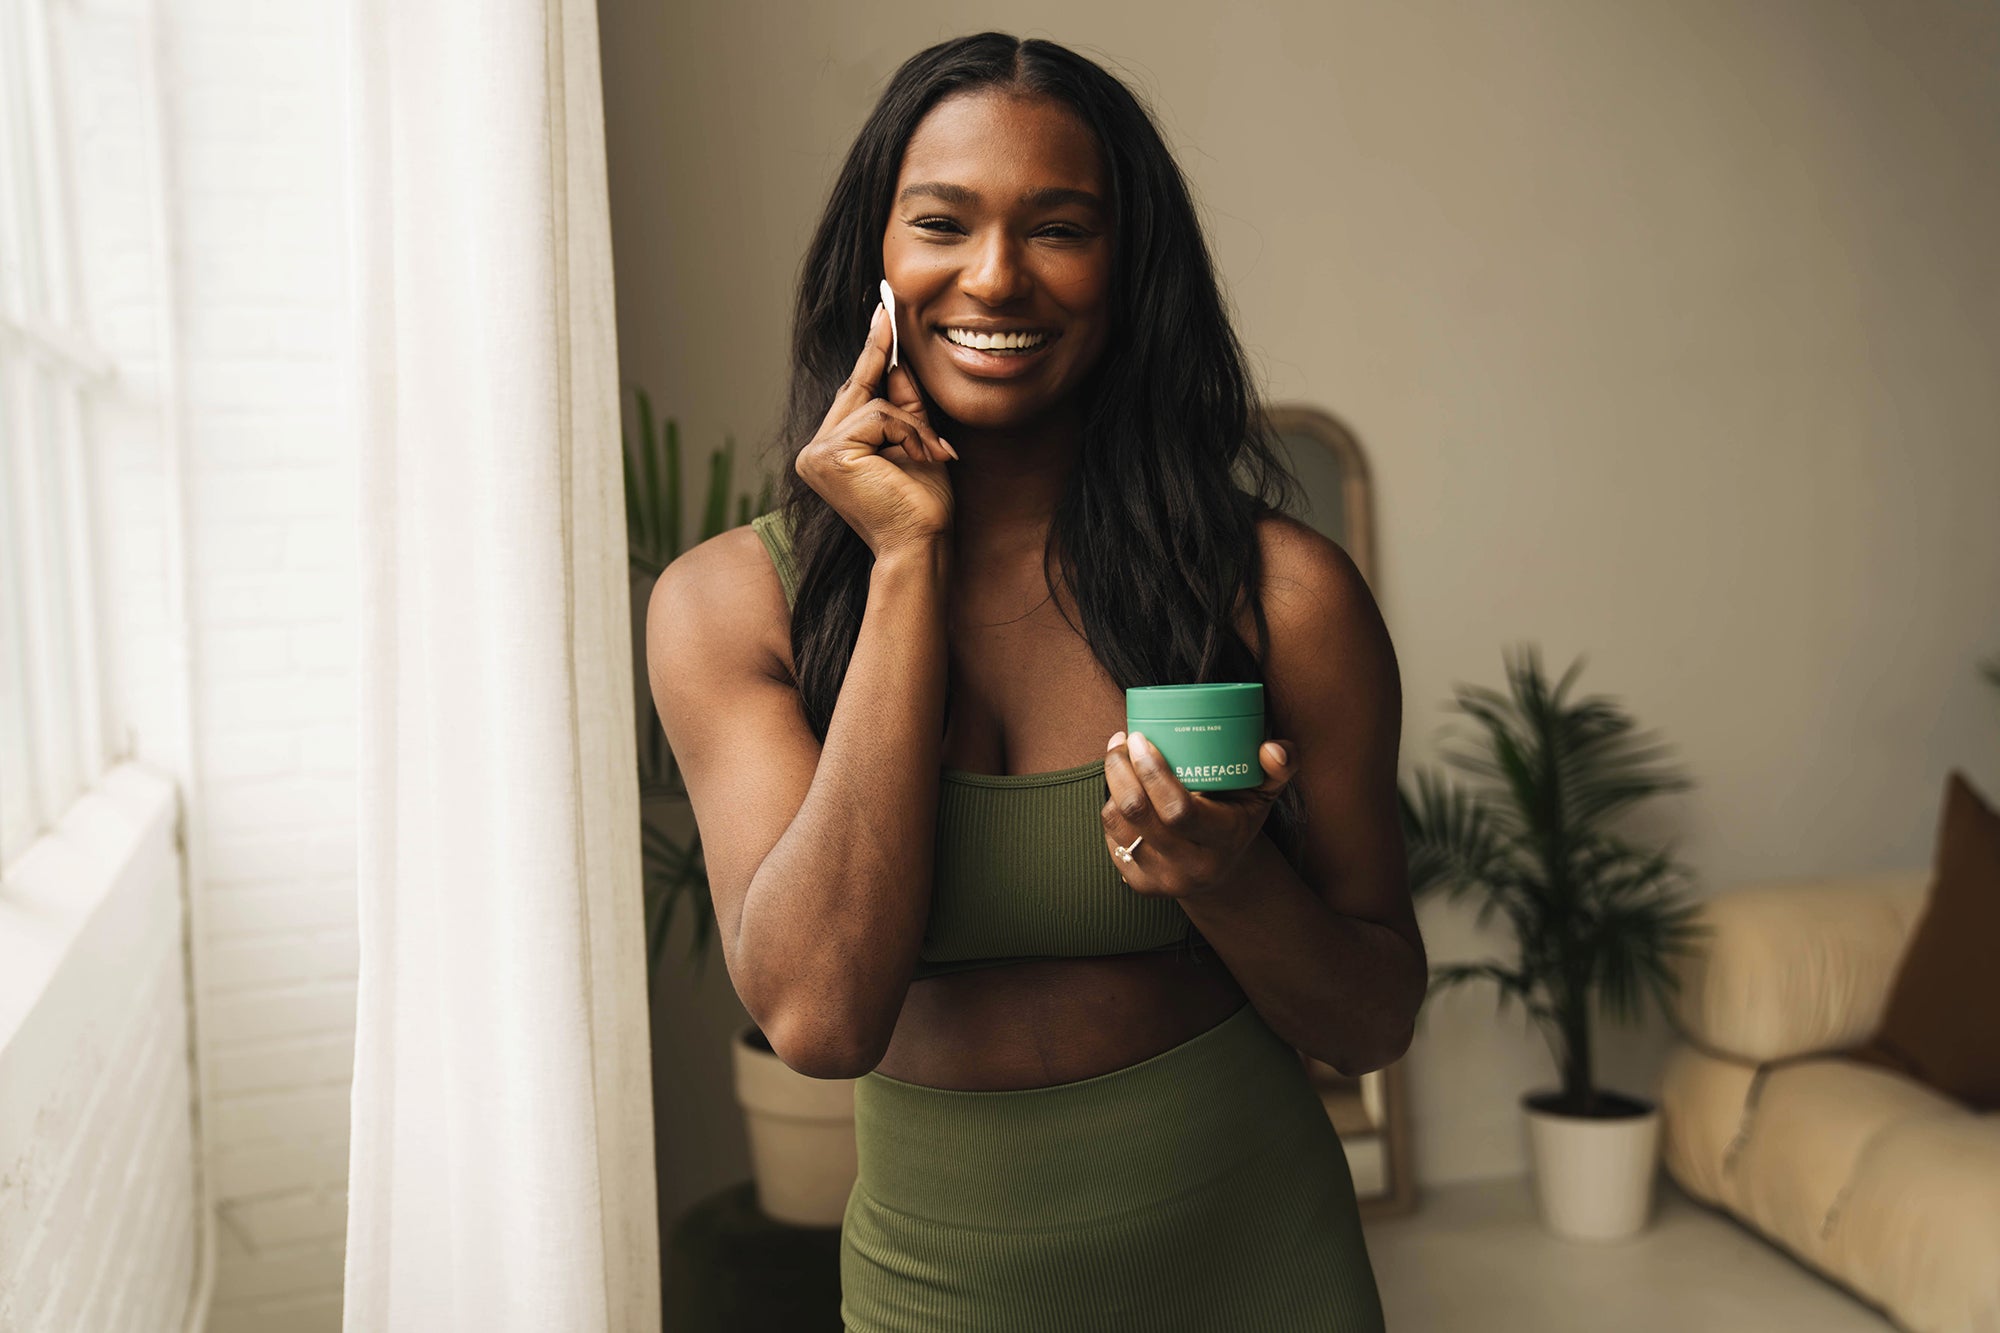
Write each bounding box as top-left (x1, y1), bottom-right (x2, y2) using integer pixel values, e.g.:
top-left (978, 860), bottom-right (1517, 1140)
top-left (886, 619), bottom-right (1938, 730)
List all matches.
top-left (896, 90), bottom-right (1105, 198)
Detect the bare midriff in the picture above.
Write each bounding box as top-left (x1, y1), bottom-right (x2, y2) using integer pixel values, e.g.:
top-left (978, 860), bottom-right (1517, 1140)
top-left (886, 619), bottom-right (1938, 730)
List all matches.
top-left (872, 950), bottom-right (1252, 1090)
top-left (871, 554), bottom-right (1264, 1092)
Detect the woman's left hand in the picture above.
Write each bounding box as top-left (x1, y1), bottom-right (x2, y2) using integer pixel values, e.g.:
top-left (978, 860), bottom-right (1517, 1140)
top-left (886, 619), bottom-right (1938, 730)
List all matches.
top-left (1102, 730), bottom-right (1298, 900)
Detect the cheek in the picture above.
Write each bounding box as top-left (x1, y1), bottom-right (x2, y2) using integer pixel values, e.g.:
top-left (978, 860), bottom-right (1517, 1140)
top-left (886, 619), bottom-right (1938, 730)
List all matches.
top-left (1063, 318), bottom-right (1112, 371)
top-left (1045, 261), bottom-right (1110, 306)
top-left (1050, 275), bottom-right (1113, 345)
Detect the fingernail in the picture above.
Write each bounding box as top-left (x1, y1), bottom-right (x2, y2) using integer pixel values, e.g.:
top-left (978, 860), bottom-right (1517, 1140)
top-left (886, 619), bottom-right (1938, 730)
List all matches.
top-left (1270, 742), bottom-right (1289, 764)
top-left (871, 302), bottom-right (884, 329)
top-left (1107, 730), bottom-right (1127, 750)
top-left (941, 437), bottom-right (959, 459)
top-left (1129, 731), bottom-right (1148, 755)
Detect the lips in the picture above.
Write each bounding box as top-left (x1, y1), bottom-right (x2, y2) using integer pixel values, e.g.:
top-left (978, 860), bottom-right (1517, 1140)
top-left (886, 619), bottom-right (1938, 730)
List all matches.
top-left (933, 327), bottom-right (1059, 379)
top-left (937, 326), bottom-right (1055, 347)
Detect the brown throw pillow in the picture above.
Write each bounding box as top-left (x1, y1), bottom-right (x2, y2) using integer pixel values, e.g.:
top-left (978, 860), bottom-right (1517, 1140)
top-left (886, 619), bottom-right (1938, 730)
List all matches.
top-left (1842, 770), bottom-right (2000, 1110)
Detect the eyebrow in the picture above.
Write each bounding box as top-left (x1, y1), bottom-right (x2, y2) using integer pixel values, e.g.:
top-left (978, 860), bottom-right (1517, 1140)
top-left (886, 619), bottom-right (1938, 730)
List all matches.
top-left (898, 181), bottom-right (1105, 213)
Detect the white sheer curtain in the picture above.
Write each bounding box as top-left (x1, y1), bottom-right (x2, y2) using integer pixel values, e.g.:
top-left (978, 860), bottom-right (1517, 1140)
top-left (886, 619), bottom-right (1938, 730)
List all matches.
top-left (342, 0), bottom-right (659, 1328)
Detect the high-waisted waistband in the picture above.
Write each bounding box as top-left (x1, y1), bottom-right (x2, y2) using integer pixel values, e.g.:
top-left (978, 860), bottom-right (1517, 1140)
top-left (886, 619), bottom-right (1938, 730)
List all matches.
top-left (852, 1000), bottom-right (1332, 1230)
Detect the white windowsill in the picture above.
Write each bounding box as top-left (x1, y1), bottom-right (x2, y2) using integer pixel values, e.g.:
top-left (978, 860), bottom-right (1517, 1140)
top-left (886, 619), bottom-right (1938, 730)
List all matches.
top-left (0, 762), bottom-right (184, 1074)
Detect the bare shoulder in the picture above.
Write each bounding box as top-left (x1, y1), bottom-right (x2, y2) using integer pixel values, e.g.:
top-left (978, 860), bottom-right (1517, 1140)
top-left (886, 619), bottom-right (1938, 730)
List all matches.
top-left (1239, 510), bottom-right (1398, 735)
top-left (646, 523), bottom-right (794, 692)
top-left (640, 522), bottom-right (830, 1064)
top-left (1245, 510), bottom-right (1378, 640)
top-left (1249, 515), bottom-right (1419, 1053)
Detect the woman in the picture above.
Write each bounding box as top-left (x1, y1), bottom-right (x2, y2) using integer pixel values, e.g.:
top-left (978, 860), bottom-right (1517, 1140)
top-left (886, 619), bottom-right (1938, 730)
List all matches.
top-left (648, 31), bottom-right (1423, 1332)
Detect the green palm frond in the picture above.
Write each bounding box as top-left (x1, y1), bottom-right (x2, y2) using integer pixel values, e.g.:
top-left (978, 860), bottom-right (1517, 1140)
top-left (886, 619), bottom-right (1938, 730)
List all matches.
top-left (622, 425), bottom-right (642, 550)
top-left (1429, 961), bottom-right (1541, 1019)
top-left (639, 389), bottom-right (661, 553)
top-left (1576, 853), bottom-right (1708, 1024)
top-left (1399, 767), bottom-right (1503, 899)
top-left (1403, 643), bottom-right (1706, 1111)
top-left (624, 384), bottom-right (779, 987)
top-left (1437, 646), bottom-right (1691, 845)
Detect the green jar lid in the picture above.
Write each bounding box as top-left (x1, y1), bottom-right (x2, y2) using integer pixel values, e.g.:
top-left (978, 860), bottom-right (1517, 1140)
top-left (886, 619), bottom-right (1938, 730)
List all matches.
top-left (1125, 682), bottom-right (1264, 720)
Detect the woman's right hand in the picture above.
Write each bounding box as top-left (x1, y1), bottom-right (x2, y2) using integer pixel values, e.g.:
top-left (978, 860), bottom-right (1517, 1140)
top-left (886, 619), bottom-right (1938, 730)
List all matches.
top-left (795, 301), bottom-right (957, 560)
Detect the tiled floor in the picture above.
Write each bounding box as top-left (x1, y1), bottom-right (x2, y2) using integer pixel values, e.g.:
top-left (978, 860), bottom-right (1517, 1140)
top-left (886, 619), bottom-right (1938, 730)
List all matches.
top-left (1364, 1172), bottom-right (1902, 1332)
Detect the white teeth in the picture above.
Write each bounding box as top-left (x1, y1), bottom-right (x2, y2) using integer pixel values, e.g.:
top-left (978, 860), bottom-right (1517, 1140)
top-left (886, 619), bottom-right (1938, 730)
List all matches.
top-left (943, 327), bottom-right (1050, 351)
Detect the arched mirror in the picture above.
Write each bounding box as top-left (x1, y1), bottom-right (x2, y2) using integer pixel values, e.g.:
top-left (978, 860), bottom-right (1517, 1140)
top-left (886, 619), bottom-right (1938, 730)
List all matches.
top-left (1264, 404), bottom-right (1416, 1222)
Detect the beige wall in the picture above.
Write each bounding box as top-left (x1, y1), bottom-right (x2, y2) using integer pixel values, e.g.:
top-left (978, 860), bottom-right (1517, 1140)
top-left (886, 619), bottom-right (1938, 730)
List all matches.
top-left (602, 0), bottom-right (2000, 1208)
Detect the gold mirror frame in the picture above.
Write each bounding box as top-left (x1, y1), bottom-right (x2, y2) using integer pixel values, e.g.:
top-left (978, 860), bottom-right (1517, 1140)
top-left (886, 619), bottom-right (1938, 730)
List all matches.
top-left (1263, 403), bottom-right (1415, 1222)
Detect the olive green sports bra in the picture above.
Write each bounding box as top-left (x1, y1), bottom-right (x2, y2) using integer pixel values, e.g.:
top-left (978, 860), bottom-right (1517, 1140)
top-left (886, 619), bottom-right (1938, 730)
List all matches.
top-left (748, 509), bottom-right (1211, 980)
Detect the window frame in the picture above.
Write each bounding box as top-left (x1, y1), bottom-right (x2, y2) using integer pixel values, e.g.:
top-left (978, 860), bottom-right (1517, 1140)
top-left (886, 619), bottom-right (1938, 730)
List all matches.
top-left (1, 0), bottom-right (117, 876)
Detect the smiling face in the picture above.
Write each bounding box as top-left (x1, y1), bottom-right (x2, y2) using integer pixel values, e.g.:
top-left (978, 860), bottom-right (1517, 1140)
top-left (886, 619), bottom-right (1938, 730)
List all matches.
top-left (883, 87), bottom-right (1114, 433)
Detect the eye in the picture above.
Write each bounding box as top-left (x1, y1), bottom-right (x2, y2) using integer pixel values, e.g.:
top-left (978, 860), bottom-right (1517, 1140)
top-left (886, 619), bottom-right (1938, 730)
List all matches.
top-left (908, 216), bottom-right (1090, 240)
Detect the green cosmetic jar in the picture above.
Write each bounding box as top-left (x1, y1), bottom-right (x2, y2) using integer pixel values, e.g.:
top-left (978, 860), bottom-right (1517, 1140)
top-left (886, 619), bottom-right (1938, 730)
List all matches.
top-left (1124, 683), bottom-right (1266, 792)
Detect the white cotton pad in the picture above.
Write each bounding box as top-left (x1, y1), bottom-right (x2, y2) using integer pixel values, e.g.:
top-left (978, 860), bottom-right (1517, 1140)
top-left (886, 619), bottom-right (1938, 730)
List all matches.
top-left (880, 277), bottom-right (899, 370)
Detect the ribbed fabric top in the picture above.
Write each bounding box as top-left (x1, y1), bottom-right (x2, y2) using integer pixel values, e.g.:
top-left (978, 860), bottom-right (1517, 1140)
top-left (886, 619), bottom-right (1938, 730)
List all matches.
top-left (748, 509), bottom-right (1211, 980)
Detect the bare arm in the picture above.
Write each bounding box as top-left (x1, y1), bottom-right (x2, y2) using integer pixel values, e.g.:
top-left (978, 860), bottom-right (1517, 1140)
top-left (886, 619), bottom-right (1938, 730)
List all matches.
top-left (646, 529), bottom-right (951, 1078)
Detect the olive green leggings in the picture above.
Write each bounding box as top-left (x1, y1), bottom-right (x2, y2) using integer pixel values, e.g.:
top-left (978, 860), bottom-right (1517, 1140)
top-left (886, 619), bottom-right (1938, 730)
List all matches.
top-left (840, 1001), bottom-right (1389, 1332)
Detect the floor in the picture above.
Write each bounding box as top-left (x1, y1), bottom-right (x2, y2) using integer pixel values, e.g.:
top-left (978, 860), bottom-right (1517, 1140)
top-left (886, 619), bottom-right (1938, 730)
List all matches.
top-left (1363, 1172), bottom-right (1902, 1333)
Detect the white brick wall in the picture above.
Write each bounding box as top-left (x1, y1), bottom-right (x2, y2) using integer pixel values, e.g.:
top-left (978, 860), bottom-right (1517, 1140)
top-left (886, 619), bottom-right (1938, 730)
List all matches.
top-left (0, 6), bottom-right (198, 1331)
top-left (0, 770), bottom-right (197, 1333)
top-left (24, 0), bottom-right (368, 1320)
top-left (18, 0), bottom-right (371, 1325)
top-left (12, 0), bottom-right (471, 1323)
top-left (161, 1), bottom-right (361, 1326)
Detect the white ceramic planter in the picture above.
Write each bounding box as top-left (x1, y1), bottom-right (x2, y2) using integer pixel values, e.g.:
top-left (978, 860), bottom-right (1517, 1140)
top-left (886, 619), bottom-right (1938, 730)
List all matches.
top-left (1521, 1089), bottom-right (1662, 1242)
top-left (731, 1023), bottom-right (859, 1227)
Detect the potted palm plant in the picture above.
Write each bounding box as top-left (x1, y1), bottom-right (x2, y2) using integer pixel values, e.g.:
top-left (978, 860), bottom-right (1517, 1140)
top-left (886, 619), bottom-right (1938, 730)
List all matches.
top-left (1399, 644), bottom-right (1712, 1241)
top-left (626, 389), bottom-right (856, 1228)
top-left (627, 386), bottom-right (773, 986)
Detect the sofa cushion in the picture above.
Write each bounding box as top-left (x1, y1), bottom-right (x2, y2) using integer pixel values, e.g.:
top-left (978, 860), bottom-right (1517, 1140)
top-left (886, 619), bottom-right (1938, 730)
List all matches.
top-left (1658, 1043), bottom-right (1757, 1207)
top-left (1843, 771), bottom-right (2000, 1111)
top-left (1725, 1057), bottom-right (1966, 1270)
top-left (1669, 870), bottom-right (1930, 1063)
top-left (1822, 1111), bottom-right (2000, 1333)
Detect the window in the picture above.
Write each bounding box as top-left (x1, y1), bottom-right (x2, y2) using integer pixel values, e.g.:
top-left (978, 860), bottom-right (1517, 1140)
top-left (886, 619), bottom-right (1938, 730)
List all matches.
top-left (1, 0), bottom-right (113, 873)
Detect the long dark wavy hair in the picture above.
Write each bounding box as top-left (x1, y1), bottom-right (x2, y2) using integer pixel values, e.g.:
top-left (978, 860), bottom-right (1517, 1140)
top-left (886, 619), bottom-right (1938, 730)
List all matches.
top-left (767, 31), bottom-right (1312, 878)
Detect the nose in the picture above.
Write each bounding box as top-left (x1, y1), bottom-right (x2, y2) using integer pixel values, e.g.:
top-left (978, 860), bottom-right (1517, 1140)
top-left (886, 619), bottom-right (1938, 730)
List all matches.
top-left (957, 228), bottom-right (1031, 306)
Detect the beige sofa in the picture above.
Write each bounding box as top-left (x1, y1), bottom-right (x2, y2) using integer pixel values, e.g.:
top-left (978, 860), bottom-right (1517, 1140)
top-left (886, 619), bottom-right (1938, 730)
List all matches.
top-left (1660, 869), bottom-right (2000, 1333)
